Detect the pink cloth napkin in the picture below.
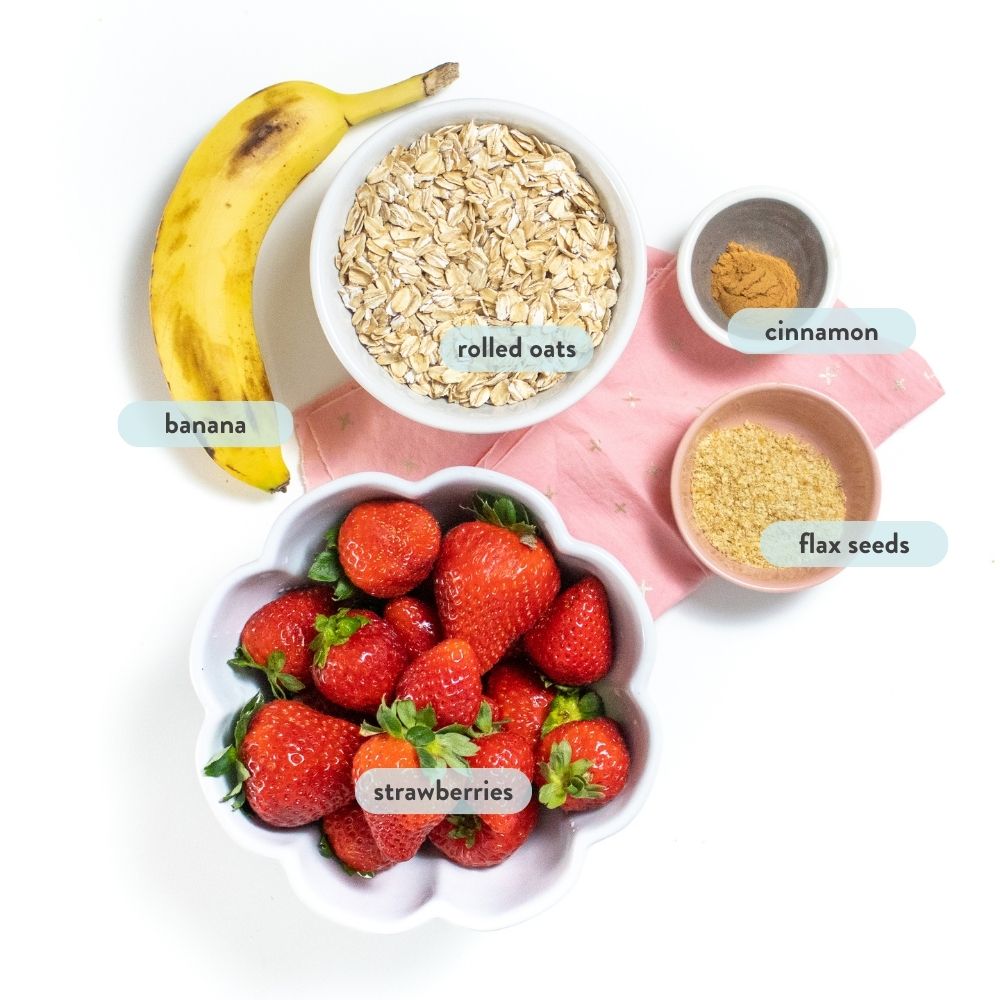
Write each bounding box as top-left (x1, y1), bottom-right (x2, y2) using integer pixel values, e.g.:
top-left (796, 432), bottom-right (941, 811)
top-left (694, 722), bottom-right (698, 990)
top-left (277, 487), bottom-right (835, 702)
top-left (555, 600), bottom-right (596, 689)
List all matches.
top-left (296, 248), bottom-right (944, 615)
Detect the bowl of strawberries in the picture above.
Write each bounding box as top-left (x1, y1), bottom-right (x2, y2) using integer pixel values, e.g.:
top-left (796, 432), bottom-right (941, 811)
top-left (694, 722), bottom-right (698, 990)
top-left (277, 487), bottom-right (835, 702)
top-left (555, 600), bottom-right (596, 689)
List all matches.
top-left (192, 467), bottom-right (658, 932)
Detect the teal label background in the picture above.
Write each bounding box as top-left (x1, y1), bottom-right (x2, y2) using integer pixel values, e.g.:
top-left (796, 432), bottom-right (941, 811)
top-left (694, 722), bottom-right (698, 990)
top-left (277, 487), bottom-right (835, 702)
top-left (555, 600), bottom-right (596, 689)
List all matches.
top-left (760, 520), bottom-right (948, 567)
top-left (118, 401), bottom-right (293, 447)
top-left (728, 307), bottom-right (916, 355)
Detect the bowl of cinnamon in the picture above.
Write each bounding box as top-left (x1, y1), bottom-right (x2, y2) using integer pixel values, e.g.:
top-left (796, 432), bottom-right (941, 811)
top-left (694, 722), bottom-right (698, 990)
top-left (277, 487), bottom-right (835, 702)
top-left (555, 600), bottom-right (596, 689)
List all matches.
top-left (676, 186), bottom-right (839, 348)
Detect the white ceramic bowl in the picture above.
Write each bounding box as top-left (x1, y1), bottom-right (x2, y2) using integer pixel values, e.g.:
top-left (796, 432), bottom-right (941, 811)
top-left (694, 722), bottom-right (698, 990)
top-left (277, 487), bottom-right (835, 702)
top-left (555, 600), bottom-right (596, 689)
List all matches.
top-left (191, 468), bottom-right (659, 932)
top-left (310, 99), bottom-right (646, 433)
top-left (676, 186), bottom-right (839, 348)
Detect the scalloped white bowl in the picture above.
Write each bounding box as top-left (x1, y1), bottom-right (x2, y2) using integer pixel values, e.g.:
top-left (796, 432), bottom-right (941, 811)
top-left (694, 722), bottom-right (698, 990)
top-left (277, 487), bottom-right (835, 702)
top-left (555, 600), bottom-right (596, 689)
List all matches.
top-left (191, 467), bottom-right (659, 932)
top-left (310, 99), bottom-right (646, 434)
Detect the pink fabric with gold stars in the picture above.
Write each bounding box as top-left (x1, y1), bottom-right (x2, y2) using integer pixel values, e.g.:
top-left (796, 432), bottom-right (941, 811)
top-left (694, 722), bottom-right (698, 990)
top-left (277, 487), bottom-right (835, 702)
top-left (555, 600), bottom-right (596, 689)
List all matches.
top-left (296, 248), bottom-right (944, 616)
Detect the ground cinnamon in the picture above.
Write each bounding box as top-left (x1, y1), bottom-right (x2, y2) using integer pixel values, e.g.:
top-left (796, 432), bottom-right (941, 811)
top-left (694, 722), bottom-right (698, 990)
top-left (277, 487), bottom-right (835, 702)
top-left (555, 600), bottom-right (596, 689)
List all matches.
top-left (710, 241), bottom-right (799, 317)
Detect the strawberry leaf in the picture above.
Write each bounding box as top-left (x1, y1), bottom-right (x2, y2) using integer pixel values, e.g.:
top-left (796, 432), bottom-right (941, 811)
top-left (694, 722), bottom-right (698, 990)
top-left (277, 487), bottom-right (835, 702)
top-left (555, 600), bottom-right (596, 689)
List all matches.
top-left (307, 525), bottom-right (358, 601)
top-left (463, 700), bottom-right (510, 737)
top-left (228, 646), bottom-right (303, 699)
top-left (357, 698), bottom-right (474, 769)
top-left (338, 861), bottom-right (377, 879)
top-left (227, 645), bottom-right (258, 672)
top-left (317, 829), bottom-right (333, 858)
top-left (310, 610), bottom-right (370, 667)
top-left (407, 725), bottom-right (435, 747)
top-left (537, 738), bottom-right (605, 809)
top-left (541, 689), bottom-right (604, 735)
top-left (445, 814), bottom-right (480, 848)
top-left (396, 699), bottom-right (418, 729)
top-left (203, 693), bottom-right (264, 809)
top-left (471, 492), bottom-right (538, 544)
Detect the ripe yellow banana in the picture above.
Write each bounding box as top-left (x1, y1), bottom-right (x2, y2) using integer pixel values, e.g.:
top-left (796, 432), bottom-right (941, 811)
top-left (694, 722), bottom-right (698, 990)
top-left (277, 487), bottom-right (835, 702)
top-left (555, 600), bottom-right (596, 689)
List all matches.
top-left (150, 63), bottom-right (459, 492)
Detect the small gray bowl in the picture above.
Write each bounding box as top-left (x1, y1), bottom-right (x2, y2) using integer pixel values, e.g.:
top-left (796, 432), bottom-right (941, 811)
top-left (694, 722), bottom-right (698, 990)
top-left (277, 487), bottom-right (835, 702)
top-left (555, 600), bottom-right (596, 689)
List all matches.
top-left (677, 186), bottom-right (839, 347)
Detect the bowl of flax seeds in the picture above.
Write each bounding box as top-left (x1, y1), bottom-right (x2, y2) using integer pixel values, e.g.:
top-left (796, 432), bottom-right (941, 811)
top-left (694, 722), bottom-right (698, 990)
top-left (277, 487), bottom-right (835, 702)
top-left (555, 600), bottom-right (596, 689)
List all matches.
top-left (669, 383), bottom-right (880, 592)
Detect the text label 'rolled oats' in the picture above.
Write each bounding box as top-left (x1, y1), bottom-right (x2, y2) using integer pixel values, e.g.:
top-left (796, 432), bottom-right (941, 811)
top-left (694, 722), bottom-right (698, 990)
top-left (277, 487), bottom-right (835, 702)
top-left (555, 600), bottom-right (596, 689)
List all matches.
top-left (440, 325), bottom-right (594, 373)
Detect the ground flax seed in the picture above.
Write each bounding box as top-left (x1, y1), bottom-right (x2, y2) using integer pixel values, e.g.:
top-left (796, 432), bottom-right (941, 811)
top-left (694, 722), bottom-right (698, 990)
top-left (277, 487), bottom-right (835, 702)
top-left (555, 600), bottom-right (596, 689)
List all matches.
top-left (691, 421), bottom-right (847, 568)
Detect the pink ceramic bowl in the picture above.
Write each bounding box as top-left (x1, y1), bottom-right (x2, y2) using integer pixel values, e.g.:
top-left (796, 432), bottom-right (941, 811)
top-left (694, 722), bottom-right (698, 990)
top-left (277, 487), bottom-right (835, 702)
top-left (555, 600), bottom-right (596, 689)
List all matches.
top-left (670, 383), bottom-right (881, 593)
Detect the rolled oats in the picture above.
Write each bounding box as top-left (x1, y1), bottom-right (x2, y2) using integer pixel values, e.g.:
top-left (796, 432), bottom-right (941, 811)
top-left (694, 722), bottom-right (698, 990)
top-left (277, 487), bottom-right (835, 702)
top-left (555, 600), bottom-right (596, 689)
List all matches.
top-left (336, 122), bottom-right (621, 407)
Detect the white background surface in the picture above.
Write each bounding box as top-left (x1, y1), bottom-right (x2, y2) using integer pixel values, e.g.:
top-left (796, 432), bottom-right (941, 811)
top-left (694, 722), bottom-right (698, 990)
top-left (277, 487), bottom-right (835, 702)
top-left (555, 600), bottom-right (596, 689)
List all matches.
top-left (6, 1), bottom-right (998, 996)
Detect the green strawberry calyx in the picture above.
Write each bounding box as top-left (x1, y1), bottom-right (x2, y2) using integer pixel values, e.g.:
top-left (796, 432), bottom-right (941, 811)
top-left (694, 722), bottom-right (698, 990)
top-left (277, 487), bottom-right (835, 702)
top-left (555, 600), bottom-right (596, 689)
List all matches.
top-left (465, 699), bottom-right (512, 738)
top-left (537, 738), bottom-right (605, 809)
top-left (227, 645), bottom-right (305, 699)
top-left (317, 828), bottom-right (376, 878)
top-left (202, 692), bottom-right (265, 810)
top-left (310, 610), bottom-right (371, 667)
top-left (307, 524), bottom-right (358, 601)
top-left (360, 698), bottom-right (479, 770)
top-left (444, 814), bottom-right (481, 848)
top-left (541, 688), bottom-right (604, 736)
top-left (471, 492), bottom-right (539, 549)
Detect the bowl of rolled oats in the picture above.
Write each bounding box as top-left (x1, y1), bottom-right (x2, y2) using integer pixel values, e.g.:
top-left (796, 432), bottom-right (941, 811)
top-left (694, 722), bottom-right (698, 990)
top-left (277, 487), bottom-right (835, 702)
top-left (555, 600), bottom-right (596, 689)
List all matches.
top-left (310, 100), bottom-right (646, 432)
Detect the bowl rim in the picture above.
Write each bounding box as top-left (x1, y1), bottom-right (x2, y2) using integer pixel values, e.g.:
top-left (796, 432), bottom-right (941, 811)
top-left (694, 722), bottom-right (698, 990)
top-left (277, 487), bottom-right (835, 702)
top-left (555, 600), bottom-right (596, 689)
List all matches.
top-left (190, 466), bottom-right (660, 932)
top-left (669, 383), bottom-right (881, 593)
top-left (309, 97), bottom-right (647, 434)
top-left (675, 185), bottom-right (840, 349)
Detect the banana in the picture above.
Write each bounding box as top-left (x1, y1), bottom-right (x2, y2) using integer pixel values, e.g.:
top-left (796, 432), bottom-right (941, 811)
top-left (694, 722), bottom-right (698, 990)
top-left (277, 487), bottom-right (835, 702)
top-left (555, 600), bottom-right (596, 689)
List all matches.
top-left (150, 63), bottom-right (459, 492)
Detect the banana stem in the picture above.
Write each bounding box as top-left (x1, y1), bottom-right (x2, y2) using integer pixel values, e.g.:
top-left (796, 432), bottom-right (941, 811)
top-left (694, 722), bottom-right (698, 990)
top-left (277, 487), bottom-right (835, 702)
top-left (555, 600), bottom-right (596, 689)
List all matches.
top-left (337, 62), bottom-right (459, 125)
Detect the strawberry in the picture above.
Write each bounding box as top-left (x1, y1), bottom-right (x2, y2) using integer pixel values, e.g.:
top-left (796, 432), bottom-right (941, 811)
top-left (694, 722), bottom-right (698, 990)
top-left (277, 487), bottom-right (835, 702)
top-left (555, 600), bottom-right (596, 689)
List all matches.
top-left (383, 595), bottom-right (443, 659)
top-left (352, 699), bottom-right (479, 863)
top-left (484, 662), bottom-right (554, 743)
top-left (536, 718), bottom-right (630, 812)
top-left (320, 804), bottom-right (393, 877)
top-left (394, 639), bottom-right (483, 727)
top-left (204, 695), bottom-right (362, 828)
top-left (429, 799), bottom-right (538, 868)
top-left (523, 575), bottom-right (613, 685)
top-left (310, 609), bottom-right (408, 712)
top-left (337, 500), bottom-right (441, 599)
top-left (434, 494), bottom-right (560, 671)
top-left (228, 586), bottom-right (335, 696)
top-left (466, 703), bottom-right (536, 835)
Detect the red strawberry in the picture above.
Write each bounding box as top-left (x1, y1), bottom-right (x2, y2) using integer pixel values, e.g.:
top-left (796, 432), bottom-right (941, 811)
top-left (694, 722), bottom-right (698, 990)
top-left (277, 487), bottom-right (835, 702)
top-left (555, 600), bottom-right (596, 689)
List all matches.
top-left (384, 595), bottom-right (443, 659)
top-left (394, 639), bottom-right (483, 727)
top-left (536, 718), bottom-right (630, 812)
top-left (337, 500), bottom-right (441, 599)
top-left (310, 609), bottom-right (408, 712)
top-left (204, 695), bottom-right (362, 828)
top-left (352, 735), bottom-right (434, 863)
top-left (484, 662), bottom-right (554, 743)
top-left (321, 804), bottom-right (393, 877)
top-left (434, 494), bottom-right (560, 671)
top-left (229, 586), bottom-right (336, 696)
top-left (523, 575), bottom-right (613, 685)
top-left (467, 705), bottom-right (536, 835)
top-left (430, 799), bottom-right (538, 868)
top-left (352, 699), bottom-right (479, 863)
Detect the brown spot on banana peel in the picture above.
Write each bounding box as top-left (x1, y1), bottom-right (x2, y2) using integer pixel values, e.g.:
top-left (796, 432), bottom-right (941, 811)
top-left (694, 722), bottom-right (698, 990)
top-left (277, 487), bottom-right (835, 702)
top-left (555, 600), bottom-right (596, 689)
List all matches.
top-left (169, 312), bottom-right (223, 398)
top-left (169, 199), bottom-right (200, 226)
top-left (230, 105), bottom-right (298, 174)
